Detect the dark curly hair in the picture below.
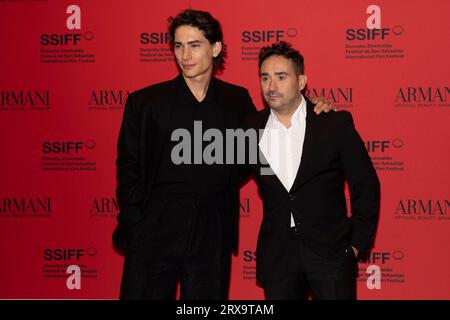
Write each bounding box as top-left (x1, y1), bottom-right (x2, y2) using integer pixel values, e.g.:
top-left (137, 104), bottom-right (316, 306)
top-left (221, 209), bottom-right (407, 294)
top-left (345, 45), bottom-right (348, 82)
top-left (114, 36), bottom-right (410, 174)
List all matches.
top-left (258, 41), bottom-right (304, 75)
top-left (168, 9), bottom-right (227, 72)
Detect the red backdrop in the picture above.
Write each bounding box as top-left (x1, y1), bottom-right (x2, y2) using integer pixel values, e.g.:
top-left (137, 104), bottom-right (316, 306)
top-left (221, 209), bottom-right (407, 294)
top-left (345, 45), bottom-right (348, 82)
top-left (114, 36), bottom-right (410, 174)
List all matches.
top-left (0, 0), bottom-right (449, 299)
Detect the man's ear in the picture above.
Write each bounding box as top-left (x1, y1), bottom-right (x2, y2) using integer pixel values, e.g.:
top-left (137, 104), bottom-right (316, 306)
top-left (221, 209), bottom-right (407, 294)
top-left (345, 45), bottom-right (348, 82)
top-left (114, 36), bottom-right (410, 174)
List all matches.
top-left (299, 74), bottom-right (307, 91)
top-left (212, 41), bottom-right (222, 58)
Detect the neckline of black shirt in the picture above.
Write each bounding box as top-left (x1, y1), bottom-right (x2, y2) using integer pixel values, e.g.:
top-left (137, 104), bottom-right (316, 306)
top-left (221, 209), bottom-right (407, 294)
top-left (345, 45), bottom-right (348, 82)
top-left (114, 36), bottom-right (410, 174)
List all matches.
top-left (175, 74), bottom-right (217, 106)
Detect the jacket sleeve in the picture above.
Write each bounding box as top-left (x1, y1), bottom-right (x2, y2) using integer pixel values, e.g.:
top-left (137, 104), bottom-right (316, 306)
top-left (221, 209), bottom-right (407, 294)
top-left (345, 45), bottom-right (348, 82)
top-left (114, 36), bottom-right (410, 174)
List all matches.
top-left (230, 89), bottom-right (258, 254)
top-left (339, 111), bottom-right (381, 256)
top-left (238, 89), bottom-right (258, 184)
top-left (115, 93), bottom-right (144, 230)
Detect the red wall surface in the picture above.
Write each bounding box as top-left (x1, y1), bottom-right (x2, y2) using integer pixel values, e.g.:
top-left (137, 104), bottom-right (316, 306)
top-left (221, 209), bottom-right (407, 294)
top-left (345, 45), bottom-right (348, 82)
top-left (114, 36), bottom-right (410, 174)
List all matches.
top-left (0, 0), bottom-right (449, 299)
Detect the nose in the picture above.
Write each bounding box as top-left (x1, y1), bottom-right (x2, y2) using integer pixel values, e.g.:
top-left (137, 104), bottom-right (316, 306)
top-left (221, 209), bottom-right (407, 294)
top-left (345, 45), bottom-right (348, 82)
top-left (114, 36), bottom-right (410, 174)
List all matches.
top-left (268, 78), bottom-right (277, 92)
top-left (182, 46), bottom-right (191, 61)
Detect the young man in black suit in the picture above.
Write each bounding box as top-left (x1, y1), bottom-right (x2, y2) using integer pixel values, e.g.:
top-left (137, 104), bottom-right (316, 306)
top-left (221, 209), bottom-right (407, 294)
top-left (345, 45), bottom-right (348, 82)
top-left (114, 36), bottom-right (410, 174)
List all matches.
top-left (113, 10), bottom-right (333, 300)
top-left (242, 42), bottom-right (380, 300)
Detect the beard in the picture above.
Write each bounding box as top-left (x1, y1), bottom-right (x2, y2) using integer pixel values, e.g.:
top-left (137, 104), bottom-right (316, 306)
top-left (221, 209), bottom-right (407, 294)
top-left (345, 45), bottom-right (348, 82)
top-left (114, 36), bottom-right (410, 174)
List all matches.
top-left (264, 91), bottom-right (300, 112)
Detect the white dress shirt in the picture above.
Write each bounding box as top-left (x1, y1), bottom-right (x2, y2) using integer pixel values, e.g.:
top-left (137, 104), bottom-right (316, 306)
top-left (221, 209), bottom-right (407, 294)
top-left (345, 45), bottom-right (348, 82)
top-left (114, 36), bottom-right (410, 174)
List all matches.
top-left (258, 95), bottom-right (307, 227)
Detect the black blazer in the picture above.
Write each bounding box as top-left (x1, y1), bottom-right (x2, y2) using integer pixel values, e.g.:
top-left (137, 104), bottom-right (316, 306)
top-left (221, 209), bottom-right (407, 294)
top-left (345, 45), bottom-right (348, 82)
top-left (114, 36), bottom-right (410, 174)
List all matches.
top-left (242, 98), bottom-right (380, 284)
top-left (112, 75), bottom-right (256, 254)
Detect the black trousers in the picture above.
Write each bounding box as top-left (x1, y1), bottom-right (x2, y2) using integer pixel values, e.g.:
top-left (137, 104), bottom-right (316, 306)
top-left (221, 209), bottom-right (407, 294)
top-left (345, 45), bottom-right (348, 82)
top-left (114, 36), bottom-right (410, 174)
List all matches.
top-left (263, 228), bottom-right (358, 300)
top-left (119, 192), bottom-right (230, 300)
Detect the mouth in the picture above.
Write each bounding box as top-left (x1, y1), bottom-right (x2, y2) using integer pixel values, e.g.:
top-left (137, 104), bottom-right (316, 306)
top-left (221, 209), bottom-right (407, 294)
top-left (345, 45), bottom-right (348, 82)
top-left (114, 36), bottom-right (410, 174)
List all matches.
top-left (182, 64), bottom-right (196, 69)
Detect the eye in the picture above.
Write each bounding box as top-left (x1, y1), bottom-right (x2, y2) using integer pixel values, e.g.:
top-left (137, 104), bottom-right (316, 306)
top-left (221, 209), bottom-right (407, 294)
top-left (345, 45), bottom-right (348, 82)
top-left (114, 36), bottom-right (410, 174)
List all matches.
top-left (174, 44), bottom-right (181, 49)
top-left (278, 75), bottom-right (286, 80)
top-left (190, 43), bottom-right (200, 48)
top-left (261, 76), bottom-right (268, 82)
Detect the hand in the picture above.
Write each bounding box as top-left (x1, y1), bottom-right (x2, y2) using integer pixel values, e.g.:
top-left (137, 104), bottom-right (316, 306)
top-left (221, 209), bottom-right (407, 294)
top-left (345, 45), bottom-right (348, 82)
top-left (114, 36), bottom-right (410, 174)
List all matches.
top-left (112, 224), bottom-right (128, 255)
top-left (351, 246), bottom-right (359, 258)
top-left (311, 96), bottom-right (337, 114)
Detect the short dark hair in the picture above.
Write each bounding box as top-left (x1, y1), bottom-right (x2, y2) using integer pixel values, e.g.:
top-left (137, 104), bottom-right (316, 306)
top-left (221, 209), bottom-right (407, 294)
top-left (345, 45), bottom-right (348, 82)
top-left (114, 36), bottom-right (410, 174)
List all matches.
top-left (168, 9), bottom-right (227, 72)
top-left (258, 41), bottom-right (304, 75)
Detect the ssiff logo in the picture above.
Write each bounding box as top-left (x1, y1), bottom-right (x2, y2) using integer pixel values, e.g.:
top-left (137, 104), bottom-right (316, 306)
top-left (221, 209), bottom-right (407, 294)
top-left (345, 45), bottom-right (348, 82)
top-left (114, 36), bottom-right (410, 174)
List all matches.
top-left (40, 5), bottom-right (89, 46)
top-left (345, 4), bottom-right (405, 60)
top-left (241, 28), bottom-right (297, 43)
top-left (365, 139), bottom-right (403, 153)
top-left (241, 27), bottom-right (298, 61)
top-left (346, 5), bottom-right (402, 41)
top-left (41, 140), bottom-right (97, 172)
top-left (139, 28), bottom-right (173, 63)
top-left (365, 138), bottom-right (405, 172)
top-left (40, 5), bottom-right (95, 63)
top-left (42, 247), bottom-right (98, 289)
top-left (359, 250), bottom-right (406, 289)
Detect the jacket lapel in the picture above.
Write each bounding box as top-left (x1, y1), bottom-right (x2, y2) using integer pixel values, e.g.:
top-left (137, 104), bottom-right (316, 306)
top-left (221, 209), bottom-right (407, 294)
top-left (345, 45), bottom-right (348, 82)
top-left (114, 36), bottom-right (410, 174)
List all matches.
top-left (255, 108), bottom-right (289, 190)
top-left (247, 107), bottom-right (270, 168)
top-left (147, 76), bottom-right (179, 184)
top-left (257, 108), bottom-right (270, 133)
top-left (290, 99), bottom-right (321, 192)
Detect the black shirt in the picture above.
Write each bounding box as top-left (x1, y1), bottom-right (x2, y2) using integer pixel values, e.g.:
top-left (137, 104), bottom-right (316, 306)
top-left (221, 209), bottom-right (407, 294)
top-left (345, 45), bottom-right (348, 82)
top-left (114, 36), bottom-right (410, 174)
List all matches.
top-left (153, 76), bottom-right (229, 194)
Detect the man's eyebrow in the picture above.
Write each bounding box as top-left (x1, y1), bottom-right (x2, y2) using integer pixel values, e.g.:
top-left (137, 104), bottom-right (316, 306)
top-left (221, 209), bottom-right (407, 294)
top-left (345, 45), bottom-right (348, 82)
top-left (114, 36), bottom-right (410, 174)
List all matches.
top-left (173, 40), bottom-right (203, 45)
top-left (259, 72), bottom-right (288, 76)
